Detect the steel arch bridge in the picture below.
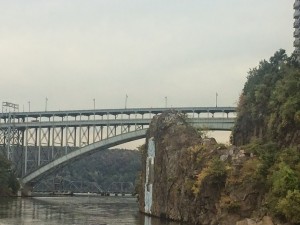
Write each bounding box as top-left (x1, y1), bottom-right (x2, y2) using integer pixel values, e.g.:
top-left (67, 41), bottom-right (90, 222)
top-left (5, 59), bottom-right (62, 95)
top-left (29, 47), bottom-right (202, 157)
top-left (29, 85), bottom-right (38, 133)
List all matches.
top-left (0, 106), bottom-right (236, 185)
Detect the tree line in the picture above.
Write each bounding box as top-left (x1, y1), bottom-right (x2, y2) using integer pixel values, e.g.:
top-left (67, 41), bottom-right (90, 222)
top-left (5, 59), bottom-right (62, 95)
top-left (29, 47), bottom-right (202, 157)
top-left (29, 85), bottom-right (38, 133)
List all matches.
top-left (0, 154), bottom-right (19, 196)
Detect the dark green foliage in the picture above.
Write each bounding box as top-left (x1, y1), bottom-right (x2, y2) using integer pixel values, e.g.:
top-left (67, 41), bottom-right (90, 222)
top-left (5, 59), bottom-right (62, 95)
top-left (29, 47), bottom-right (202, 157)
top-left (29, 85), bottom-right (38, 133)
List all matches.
top-left (245, 141), bottom-right (279, 177)
top-left (0, 154), bottom-right (10, 186)
top-left (0, 154), bottom-right (19, 195)
top-left (209, 157), bottom-right (227, 180)
top-left (232, 49), bottom-right (300, 147)
top-left (7, 172), bottom-right (20, 194)
top-left (265, 147), bottom-right (300, 221)
top-left (277, 190), bottom-right (300, 223)
top-left (257, 147), bottom-right (277, 177)
top-left (271, 163), bottom-right (299, 197)
top-left (268, 68), bottom-right (300, 145)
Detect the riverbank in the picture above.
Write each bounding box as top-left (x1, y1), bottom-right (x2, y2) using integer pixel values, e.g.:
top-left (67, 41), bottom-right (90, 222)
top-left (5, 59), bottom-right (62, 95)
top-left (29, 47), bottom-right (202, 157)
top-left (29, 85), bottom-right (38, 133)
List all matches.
top-left (31, 191), bottom-right (134, 197)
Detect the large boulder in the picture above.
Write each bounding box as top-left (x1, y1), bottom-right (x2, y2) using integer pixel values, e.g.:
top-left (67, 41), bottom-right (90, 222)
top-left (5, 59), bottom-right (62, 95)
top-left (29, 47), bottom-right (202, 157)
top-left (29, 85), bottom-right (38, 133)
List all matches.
top-left (137, 111), bottom-right (225, 224)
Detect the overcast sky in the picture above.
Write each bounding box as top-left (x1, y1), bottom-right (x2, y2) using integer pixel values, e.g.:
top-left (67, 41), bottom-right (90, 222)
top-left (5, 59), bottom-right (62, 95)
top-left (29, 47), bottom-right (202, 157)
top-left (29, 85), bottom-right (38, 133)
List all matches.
top-left (0, 0), bottom-right (295, 112)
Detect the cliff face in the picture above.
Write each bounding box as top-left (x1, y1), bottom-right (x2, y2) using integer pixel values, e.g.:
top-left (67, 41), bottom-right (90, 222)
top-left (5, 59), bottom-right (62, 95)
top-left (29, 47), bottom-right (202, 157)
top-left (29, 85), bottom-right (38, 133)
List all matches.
top-left (137, 111), bottom-right (268, 225)
top-left (138, 111), bottom-right (202, 221)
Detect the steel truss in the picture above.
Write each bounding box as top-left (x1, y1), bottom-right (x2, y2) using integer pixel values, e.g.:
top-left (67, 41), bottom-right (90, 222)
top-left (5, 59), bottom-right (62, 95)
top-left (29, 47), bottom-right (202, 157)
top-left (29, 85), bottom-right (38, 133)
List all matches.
top-left (1, 123), bottom-right (147, 177)
top-left (0, 107), bottom-right (236, 179)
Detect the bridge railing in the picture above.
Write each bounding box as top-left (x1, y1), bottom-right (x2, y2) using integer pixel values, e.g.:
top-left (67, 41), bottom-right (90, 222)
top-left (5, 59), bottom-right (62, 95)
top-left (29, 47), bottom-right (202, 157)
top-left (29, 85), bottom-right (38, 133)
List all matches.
top-left (0, 107), bottom-right (237, 128)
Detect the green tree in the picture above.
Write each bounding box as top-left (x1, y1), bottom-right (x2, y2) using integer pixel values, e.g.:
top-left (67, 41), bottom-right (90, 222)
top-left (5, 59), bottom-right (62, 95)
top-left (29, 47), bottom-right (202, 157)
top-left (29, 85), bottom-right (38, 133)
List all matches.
top-left (232, 49), bottom-right (300, 147)
top-left (0, 154), bottom-right (19, 195)
top-left (0, 155), bottom-right (11, 190)
top-left (271, 163), bottom-right (299, 197)
top-left (277, 190), bottom-right (300, 223)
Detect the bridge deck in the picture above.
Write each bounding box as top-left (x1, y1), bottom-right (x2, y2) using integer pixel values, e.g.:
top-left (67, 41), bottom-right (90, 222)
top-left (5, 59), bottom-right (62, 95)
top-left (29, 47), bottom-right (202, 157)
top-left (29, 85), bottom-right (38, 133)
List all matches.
top-left (0, 106), bottom-right (236, 120)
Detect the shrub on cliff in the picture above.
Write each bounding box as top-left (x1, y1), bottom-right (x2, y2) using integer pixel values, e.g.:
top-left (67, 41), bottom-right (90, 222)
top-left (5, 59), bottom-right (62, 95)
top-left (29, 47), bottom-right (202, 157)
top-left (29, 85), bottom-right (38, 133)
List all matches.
top-left (267, 148), bottom-right (300, 218)
top-left (270, 163), bottom-right (299, 197)
top-left (244, 140), bottom-right (279, 177)
top-left (277, 190), bottom-right (300, 223)
top-left (192, 157), bottom-right (227, 196)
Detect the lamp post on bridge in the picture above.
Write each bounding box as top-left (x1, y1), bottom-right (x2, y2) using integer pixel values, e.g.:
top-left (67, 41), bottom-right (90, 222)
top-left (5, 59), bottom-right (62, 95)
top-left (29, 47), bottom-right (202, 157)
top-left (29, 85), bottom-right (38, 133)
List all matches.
top-left (216, 92), bottom-right (218, 108)
top-left (125, 94), bottom-right (128, 109)
top-left (28, 101), bottom-right (31, 112)
top-left (165, 96), bottom-right (168, 108)
top-left (93, 98), bottom-right (96, 120)
top-left (45, 97), bottom-right (48, 111)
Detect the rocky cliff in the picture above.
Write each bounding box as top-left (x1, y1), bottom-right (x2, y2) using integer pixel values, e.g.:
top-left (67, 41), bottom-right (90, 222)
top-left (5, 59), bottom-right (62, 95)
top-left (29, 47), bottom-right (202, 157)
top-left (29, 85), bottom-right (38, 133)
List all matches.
top-left (137, 111), bottom-right (277, 225)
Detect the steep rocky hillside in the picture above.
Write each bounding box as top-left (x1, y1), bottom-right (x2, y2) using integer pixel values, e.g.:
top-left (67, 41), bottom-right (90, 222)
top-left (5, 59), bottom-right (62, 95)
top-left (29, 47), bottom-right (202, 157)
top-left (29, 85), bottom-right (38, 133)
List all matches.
top-left (137, 50), bottom-right (300, 225)
top-left (230, 50), bottom-right (300, 224)
top-left (232, 49), bottom-right (300, 147)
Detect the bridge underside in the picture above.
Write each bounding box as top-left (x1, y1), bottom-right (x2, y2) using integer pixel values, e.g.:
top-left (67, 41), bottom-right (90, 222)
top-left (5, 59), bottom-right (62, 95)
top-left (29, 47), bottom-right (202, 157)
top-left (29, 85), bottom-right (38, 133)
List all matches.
top-left (21, 129), bottom-right (147, 184)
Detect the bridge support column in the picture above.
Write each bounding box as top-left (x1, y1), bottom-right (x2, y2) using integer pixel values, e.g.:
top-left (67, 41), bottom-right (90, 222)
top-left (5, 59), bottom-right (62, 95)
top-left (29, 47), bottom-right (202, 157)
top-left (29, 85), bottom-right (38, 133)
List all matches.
top-left (24, 128), bottom-right (28, 175)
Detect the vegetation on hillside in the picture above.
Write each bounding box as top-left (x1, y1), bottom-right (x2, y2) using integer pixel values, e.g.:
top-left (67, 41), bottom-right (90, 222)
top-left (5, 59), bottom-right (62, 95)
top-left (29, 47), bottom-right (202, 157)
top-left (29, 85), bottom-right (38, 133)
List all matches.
top-left (232, 49), bottom-right (300, 146)
top-left (232, 50), bottom-right (300, 223)
top-left (53, 148), bottom-right (141, 191)
top-left (0, 154), bottom-right (19, 196)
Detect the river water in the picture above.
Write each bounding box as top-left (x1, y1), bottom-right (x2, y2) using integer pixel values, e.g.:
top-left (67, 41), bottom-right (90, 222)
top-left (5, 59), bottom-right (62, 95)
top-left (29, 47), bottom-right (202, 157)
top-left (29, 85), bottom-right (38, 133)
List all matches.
top-left (0, 196), bottom-right (184, 225)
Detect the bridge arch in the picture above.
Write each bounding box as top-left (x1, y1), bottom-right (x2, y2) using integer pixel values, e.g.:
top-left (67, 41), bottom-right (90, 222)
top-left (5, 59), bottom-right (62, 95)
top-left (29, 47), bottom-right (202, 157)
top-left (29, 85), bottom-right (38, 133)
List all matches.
top-left (22, 129), bottom-right (147, 184)
top-left (0, 107), bottom-right (235, 186)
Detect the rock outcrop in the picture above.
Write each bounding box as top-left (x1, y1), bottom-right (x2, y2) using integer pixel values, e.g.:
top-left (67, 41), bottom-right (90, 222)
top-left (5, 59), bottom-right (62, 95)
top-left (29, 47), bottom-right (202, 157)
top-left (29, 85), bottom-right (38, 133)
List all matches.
top-left (137, 111), bottom-right (274, 225)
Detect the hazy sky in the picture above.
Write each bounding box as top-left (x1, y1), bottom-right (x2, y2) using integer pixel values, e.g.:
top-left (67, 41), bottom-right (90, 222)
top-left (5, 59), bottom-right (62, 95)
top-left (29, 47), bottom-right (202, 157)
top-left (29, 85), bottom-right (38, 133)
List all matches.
top-left (0, 0), bottom-right (295, 112)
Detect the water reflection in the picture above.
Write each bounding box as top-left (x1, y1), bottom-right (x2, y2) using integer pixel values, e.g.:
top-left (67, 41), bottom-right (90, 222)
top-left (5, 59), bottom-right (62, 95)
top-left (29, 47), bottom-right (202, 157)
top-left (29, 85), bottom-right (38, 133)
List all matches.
top-left (0, 197), bottom-right (184, 225)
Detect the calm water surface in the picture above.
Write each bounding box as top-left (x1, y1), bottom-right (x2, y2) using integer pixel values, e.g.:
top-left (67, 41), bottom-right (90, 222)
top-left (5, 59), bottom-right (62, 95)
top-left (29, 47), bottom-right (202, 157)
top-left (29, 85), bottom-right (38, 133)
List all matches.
top-left (0, 196), bottom-right (184, 225)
